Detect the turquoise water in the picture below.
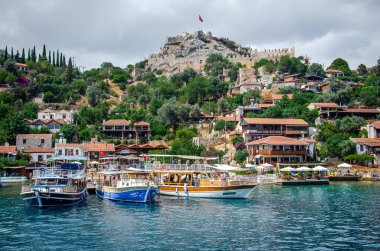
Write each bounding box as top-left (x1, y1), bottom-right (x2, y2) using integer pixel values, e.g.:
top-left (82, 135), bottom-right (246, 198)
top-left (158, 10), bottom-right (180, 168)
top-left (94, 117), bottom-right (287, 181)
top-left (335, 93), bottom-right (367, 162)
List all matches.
top-left (0, 182), bottom-right (379, 251)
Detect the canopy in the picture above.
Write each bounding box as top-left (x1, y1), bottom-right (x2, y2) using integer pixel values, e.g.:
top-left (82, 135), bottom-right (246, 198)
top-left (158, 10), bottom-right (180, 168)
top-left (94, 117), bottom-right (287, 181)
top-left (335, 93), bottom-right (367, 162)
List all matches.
top-left (147, 154), bottom-right (218, 160)
top-left (262, 163), bottom-right (273, 168)
top-left (298, 166), bottom-right (312, 171)
top-left (213, 164), bottom-right (239, 171)
top-left (90, 161), bottom-right (100, 165)
top-left (281, 167), bottom-right (296, 172)
top-left (337, 163), bottom-right (352, 168)
top-left (245, 163), bottom-right (256, 168)
top-left (313, 166), bottom-right (328, 171)
top-left (49, 156), bottom-right (87, 161)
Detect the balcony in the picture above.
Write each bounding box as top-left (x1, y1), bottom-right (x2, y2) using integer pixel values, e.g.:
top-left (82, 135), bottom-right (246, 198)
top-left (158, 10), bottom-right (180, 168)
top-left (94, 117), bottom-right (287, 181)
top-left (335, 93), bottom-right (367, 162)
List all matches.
top-left (245, 130), bottom-right (282, 135)
top-left (285, 130), bottom-right (308, 135)
top-left (249, 149), bottom-right (306, 156)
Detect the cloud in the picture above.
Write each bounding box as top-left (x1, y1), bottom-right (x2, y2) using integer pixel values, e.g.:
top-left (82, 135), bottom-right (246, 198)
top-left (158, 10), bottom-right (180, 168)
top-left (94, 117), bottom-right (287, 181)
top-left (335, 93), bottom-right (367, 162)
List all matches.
top-left (0, 0), bottom-right (379, 69)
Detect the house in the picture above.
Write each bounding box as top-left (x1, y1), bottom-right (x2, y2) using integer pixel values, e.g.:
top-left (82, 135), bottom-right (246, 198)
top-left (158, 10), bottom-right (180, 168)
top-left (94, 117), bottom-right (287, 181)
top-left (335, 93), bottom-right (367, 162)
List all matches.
top-left (350, 138), bottom-right (380, 166)
top-left (336, 108), bottom-right (380, 119)
top-left (55, 143), bottom-right (85, 157)
top-left (307, 103), bottom-right (342, 117)
top-left (366, 121), bottom-right (380, 138)
top-left (246, 136), bottom-right (308, 164)
top-left (15, 63), bottom-right (28, 72)
top-left (84, 143), bottom-right (115, 160)
top-left (239, 118), bottom-right (309, 142)
top-left (0, 145), bottom-right (17, 160)
top-left (16, 134), bottom-right (54, 151)
top-left (25, 119), bottom-right (66, 133)
top-left (270, 94), bottom-right (293, 104)
top-left (102, 120), bottom-right (150, 141)
top-left (326, 69), bottom-right (344, 78)
top-left (126, 140), bottom-right (169, 153)
top-left (38, 107), bottom-right (77, 123)
top-left (228, 68), bottom-right (263, 96)
top-left (23, 148), bottom-right (55, 163)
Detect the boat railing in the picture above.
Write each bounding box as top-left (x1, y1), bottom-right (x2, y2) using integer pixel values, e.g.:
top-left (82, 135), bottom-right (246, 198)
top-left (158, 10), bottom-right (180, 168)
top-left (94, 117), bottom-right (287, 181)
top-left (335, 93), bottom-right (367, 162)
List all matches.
top-left (148, 162), bottom-right (215, 172)
top-left (32, 168), bottom-right (84, 179)
top-left (21, 185), bottom-right (31, 193)
top-left (99, 178), bottom-right (156, 187)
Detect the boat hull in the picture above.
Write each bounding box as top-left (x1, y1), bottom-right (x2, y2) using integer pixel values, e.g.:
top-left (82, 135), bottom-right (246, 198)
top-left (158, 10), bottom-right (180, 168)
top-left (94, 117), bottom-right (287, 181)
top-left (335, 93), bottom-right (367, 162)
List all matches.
top-left (96, 185), bottom-right (158, 203)
top-left (159, 185), bottom-right (257, 199)
top-left (21, 189), bottom-right (88, 207)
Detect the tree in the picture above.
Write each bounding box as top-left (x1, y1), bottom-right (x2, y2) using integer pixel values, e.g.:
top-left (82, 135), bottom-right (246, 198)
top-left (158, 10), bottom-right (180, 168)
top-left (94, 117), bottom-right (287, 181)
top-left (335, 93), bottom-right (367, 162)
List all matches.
top-left (27, 48), bottom-right (30, 61)
top-left (52, 51), bottom-right (55, 67)
top-left (43, 91), bottom-right (55, 103)
top-left (48, 50), bottom-right (51, 64)
top-left (60, 124), bottom-right (79, 143)
top-left (21, 48), bottom-right (25, 63)
top-left (31, 46), bottom-right (37, 62)
top-left (357, 64), bottom-right (367, 76)
top-left (306, 63), bottom-right (325, 77)
top-left (234, 149), bottom-right (248, 164)
top-left (203, 53), bottom-right (232, 77)
top-left (217, 98), bottom-right (230, 113)
top-left (56, 49), bottom-right (59, 66)
top-left (65, 57), bottom-right (73, 82)
top-left (359, 86), bottom-right (380, 108)
top-left (22, 102), bottom-right (39, 119)
top-left (42, 44), bottom-right (47, 61)
top-left (339, 140), bottom-right (356, 157)
top-left (336, 116), bottom-right (365, 134)
top-left (184, 76), bottom-right (210, 104)
top-left (232, 136), bottom-right (244, 145)
top-left (242, 89), bottom-right (261, 105)
top-left (328, 58), bottom-right (351, 75)
top-left (214, 120), bottom-right (235, 131)
top-left (4, 46), bottom-right (8, 61)
top-left (86, 83), bottom-right (107, 107)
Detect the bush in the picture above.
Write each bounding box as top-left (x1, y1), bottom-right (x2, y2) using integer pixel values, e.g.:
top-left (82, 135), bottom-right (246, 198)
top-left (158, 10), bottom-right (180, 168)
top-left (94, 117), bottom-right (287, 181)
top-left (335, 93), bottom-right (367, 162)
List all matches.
top-left (214, 120), bottom-right (235, 131)
top-left (234, 149), bottom-right (248, 164)
top-left (232, 136), bottom-right (244, 145)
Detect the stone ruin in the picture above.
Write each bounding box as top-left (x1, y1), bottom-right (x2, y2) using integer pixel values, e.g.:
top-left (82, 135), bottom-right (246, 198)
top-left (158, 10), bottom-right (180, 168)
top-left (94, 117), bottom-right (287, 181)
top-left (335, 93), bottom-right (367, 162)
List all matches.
top-left (147, 31), bottom-right (295, 75)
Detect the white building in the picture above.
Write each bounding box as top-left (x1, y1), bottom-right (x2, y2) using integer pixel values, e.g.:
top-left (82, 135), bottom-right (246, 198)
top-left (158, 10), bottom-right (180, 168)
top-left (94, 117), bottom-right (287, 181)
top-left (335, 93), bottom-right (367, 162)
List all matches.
top-left (38, 107), bottom-right (77, 123)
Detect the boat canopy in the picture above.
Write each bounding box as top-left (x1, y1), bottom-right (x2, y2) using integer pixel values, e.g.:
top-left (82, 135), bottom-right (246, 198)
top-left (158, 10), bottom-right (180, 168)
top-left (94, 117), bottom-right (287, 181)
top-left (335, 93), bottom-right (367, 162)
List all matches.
top-left (49, 156), bottom-right (87, 161)
top-left (147, 154), bottom-right (218, 160)
top-left (213, 164), bottom-right (239, 171)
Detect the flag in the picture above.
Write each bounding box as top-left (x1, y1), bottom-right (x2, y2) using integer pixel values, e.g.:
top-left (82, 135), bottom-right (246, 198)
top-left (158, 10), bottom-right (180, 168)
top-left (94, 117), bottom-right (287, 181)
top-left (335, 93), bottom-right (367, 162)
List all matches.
top-left (100, 151), bottom-right (106, 157)
top-left (198, 15), bottom-right (203, 23)
top-left (70, 150), bottom-right (74, 156)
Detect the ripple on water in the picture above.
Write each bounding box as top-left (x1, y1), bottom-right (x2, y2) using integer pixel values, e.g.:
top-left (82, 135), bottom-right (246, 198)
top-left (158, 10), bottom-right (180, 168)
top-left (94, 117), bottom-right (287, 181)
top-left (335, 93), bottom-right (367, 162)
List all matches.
top-left (0, 183), bottom-right (380, 250)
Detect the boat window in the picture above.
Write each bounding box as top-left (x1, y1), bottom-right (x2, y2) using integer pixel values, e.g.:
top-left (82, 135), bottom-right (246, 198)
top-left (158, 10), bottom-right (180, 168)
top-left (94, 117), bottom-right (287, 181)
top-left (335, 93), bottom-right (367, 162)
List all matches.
top-left (57, 179), bottom-right (68, 185)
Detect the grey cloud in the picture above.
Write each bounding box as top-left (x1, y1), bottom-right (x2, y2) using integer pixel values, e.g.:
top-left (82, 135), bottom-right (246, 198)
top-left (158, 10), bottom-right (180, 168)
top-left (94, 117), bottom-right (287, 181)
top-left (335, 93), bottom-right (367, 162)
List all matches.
top-left (0, 0), bottom-right (379, 69)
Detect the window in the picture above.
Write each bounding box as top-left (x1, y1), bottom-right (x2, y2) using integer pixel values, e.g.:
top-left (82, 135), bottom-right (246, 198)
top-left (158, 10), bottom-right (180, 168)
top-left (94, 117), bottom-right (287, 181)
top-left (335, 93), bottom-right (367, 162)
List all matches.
top-left (38, 155), bottom-right (43, 161)
top-left (23, 139), bottom-right (26, 144)
top-left (63, 114), bottom-right (66, 119)
top-left (58, 149), bottom-right (62, 155)
top-left (42, 115), bottom-right (46, 119)
top-left (76, 150), bottom-right (79, 155)
top-left (41, 139), bottom-right (45, 144)
top-left (50, 115), bottom-right (53, 119)
top-left (360, 145), bottom-right (364, 152)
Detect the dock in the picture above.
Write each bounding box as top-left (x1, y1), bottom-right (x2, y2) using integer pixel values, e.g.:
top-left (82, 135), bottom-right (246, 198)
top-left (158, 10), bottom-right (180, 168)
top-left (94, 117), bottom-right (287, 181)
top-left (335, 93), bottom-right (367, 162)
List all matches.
top-left (278, 179), bottom-right (329, 186)
top-left (328, 176), bottom-right (360, 181)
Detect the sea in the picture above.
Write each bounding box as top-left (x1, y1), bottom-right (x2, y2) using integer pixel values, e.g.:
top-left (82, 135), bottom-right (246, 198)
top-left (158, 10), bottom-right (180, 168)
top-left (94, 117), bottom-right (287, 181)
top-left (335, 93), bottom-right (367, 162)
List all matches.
top-left (0, 182), bottom-right (379, 251)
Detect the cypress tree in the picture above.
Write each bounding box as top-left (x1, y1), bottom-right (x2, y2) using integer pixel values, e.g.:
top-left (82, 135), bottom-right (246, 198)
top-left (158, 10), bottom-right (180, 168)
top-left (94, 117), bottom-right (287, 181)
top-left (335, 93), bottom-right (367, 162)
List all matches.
top-left (15, 50), bottom-right (20, 62)
top-left (52, 51), bottom-right (55, 67)
top-left (48, 50), bottom-right (51, 64)
top-left (66, 57), bottom-right (73, 82)
top-left (21, 48), bottom-right (25, 63)
top-left (56, 50), bottom-right (60, 66)
top-left (4, 46), bottom-right (8, 61)
top-left (42, 44), bottom-right (46, 60)
top-left (60, 53), bottom-right (63, 67)
top-left (27, 48), bottom-right (31, 62)
top-left (31, 46), bottom-right (37, 62)
top-left (63, 55), bottom-right (66, 67)
top-left (11, 47), bottom-right (14, 59)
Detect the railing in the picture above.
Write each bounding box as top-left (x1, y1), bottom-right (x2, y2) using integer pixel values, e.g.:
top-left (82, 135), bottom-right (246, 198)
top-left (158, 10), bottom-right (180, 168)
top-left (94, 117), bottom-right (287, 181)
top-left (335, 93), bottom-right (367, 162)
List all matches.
top-left (285, 130), bottom-right (308, 135)
top-left (21, 185), bottom-right (81, 193)
top-left (249, 150), bottom-right (306, 155)
top-left (32, 168), bottom-right (85, 179)
top-left (146, 162), bottom-right (215, 172)
top-left (245, 130), bottom-right (282, 135)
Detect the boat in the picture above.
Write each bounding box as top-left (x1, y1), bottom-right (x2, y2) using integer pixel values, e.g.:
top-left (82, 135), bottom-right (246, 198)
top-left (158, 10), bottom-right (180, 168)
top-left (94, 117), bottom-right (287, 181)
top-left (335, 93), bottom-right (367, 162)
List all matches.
top-left (146, 154), bottom-right (258, 199)
top-left (20, 156), bottom-right (88, 208)
top-left (0, 173), bottom-right (28, 183)
top-left (95, 170), bottom-right (158, 203)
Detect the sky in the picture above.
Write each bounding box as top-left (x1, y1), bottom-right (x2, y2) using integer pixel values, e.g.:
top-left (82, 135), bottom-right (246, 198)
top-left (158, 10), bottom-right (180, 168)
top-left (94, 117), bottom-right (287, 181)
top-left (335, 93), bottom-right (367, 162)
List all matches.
top-left (1, 0), bottom-right (379, 70)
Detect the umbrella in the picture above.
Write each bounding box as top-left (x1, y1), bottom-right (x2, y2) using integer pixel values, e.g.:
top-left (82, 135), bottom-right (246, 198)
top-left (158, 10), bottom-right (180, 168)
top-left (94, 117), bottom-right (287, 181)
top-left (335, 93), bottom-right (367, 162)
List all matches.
top-left (298, 166), bottom-right (312, 171)
top-left (281, 167), bottom-right (296, 172)
top-left (245, 163), bottom-right (256, 168)
top-left (337, 163), bottom-right (352, 168)
top-left (262, 163), bottom-right (273, 168)
top-left (313, 166), bottom-right (328, 171)
top-left (90, 161), bottom-right (100, 165)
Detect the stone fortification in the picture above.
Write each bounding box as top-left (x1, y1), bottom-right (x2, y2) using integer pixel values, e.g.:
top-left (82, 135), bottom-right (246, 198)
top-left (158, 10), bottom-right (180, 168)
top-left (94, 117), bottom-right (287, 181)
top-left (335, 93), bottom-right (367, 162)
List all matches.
top-left (147, 31), bottom-right (295, 74)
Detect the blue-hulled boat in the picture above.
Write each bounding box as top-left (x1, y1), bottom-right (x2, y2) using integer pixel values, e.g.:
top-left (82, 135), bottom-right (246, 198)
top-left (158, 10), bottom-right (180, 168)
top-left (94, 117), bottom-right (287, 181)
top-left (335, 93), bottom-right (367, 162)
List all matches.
top-left (96, 171), bottom-right (158, 203)
top-left (20, 156), bottom-right (88, 208)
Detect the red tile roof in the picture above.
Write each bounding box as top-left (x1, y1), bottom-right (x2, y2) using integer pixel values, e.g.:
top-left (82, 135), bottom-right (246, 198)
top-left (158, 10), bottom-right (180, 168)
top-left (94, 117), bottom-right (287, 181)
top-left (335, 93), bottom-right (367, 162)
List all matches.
top-left (341, 108), bottom-right (379, 114)
top-left (84, 143), bottom-right (115, 152)
top-left (326, 69), bottom-right (343, 73)
top-left (24, 119), bottom-right (66, 125)
top-left (56, 143), bottom-right (83, 148)
top-left (351, 138), bottom-right (380, 147)
top-left (102, 119), bottom-right (131, 126)
top-left (309, 103), bottom-right (340, 108)
top-left (246, 136), bottom-right (308, 146)
top-left (258, 104), bottom-right (275, 108)
top-left (17, 134), bottom-right (53, 138)
top-left (135, 121), bottom-right (150, 126)
top-left (0, 146), bottom-right (17, 155)
top-left (371, 121), bottom-right (380, 129)
top-left (23, 148), bottom-right (55, 153)
top-left (242, 118), bottom-right (309, 126)
top-left (271, 94), bottom-right (293, 100)
top-left (218, 116), bottom-right (239, 122)
top-left (302, 138), bottom-right (316, 143)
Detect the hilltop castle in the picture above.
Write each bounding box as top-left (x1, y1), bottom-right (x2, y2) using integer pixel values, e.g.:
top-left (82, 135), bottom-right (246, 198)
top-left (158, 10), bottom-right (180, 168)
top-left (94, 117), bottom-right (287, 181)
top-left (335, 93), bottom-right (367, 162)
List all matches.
top-left (147, 31), bottom-right (295, 74)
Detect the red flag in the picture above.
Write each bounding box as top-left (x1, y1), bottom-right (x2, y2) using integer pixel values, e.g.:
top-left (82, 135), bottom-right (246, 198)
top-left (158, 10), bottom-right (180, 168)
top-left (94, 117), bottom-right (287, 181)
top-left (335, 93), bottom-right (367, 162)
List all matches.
top-left (100, 151), bottom-right (106, 157)
top-left (70, 150), bottom-right (74, 156)
top-left (198, 15), bottom-right (203, 23)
